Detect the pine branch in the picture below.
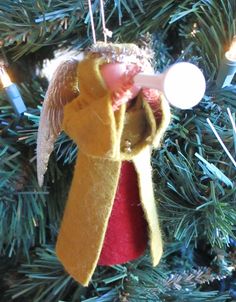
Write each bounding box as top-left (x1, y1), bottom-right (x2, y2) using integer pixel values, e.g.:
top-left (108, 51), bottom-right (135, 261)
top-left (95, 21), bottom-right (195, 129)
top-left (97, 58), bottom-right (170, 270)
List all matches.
top-left (0, 0), bottom-right (207, 61)
top-left (18, 107), bottom-right (77, 165)
top-left (120, 242), bottom-right (235, 301)
top-left (153, 86), bottom-right (236, 249)
top-left (113, 0), bottom-right (201, 41)
top-left (6, 245), bottom-right (79, 302)
top-left (160, 290), bottom-right (230, 302)
top-left (124, 288), bottom-right (230, 302)
top-left (6, 245), bottom-right (129, 302)
top-left (124, 274), bottom-right (231, 302)
top-left (165, 268), bottom-right (229, 290)
top-left (0, 121), bottom-right (47, 257)
top-left (0, 1), bottom-right (236, 301)
top-left (0, 0), bottom-right (88, 60)
top-left (16, 111), bottom-right (76, 241)
top-left (179, 0), bottom-right (236, 81)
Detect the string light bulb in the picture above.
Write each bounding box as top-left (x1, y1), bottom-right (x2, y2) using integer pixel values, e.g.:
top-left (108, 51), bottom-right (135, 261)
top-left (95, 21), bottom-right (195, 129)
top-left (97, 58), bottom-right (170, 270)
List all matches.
top-left (0, 67), bottom-right (26, 115)
top-left (226, 36), bottom-right (236, 61)
top-left (0, 67), bottom-right (12, 87)
top-left (216, 36), bottom-right (236, 88)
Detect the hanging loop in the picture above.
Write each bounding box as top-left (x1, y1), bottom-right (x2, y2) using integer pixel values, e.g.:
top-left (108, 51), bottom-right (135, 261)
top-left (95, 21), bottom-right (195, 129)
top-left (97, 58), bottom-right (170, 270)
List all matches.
top-left (88, 0), bottom-right (112, 44)
top-left (99, 0), bottom-right (112, 43)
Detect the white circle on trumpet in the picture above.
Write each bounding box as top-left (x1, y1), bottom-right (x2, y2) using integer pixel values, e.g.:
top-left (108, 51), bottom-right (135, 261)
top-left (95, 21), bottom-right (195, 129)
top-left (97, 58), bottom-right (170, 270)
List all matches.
top-left (163, 62), bottom-right (206, 109)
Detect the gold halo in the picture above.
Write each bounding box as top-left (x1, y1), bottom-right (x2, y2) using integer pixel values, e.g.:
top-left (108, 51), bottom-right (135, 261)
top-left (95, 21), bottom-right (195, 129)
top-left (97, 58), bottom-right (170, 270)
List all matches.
top-left (87, 41), bottom-right (153, 65)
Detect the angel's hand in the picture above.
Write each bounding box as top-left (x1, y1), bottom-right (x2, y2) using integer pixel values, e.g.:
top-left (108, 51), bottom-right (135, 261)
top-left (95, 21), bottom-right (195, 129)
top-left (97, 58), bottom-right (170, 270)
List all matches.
top-left (100, 63), bottom-right (141, 111)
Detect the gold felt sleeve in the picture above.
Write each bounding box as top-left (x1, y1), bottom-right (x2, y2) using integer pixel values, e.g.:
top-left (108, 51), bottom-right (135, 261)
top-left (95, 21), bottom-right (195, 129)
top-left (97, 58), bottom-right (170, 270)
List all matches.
top-left (153, 96), bottom-right (171, 149)
top-left (62, 94), bottom-right (117, 158)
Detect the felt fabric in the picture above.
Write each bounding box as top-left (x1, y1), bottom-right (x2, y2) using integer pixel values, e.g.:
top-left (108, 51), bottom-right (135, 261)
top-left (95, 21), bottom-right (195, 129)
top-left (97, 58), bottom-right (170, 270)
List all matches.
top-left (98, 161), bottom-right (148, 266)
top-left (132, 146), bottom-right (163, 266)
top-left (56, 56), bottom-right (171, 286)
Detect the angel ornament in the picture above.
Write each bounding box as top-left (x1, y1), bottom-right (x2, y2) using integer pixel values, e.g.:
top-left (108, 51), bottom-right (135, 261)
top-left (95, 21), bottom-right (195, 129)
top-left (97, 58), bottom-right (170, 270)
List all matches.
top-left (37, 42), bottom-right (171, 286)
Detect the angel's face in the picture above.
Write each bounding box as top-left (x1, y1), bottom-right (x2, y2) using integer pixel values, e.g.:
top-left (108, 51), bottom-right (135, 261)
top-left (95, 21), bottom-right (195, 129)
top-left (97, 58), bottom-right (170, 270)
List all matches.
top-left (100, 62), bottom-right (140, 96)
top-left (88, 42), bottom-right (155, 111)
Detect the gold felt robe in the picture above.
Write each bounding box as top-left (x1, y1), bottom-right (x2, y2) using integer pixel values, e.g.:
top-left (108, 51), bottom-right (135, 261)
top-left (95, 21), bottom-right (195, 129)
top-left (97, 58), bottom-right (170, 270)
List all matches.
top-left (56, 57), bottom-right (171, 286)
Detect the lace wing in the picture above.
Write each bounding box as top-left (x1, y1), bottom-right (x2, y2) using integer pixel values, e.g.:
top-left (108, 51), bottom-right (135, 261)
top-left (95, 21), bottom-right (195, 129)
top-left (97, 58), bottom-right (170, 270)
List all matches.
top-left (37, 59), bottom-right (79, 187)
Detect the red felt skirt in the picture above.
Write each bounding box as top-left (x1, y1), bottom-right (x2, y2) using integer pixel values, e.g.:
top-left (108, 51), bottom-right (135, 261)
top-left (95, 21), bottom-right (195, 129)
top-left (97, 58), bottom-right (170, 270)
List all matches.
top-left (98, 161), bottom-right (148, 265)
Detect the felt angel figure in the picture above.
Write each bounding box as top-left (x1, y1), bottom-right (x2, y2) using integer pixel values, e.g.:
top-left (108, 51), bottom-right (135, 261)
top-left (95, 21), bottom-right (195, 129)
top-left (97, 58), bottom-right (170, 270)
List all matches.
top-left (37, 42), bottom-right (171, 286)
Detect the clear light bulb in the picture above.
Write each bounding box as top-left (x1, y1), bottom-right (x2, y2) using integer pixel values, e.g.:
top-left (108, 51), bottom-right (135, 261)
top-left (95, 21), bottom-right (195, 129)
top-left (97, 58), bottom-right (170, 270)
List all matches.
top-left (0, 66), bottom-right (26, 115)
top-left (0, 67), bottom-right (12, 87)
top-left (226, 36), bottom-right (236, 61)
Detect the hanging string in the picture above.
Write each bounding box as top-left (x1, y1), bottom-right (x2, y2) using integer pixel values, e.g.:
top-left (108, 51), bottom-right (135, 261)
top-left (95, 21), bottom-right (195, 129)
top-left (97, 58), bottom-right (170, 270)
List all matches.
top-left (88, 0), bottom-right (112, 44)
top-left (100, 0), bottom-right (112, 43)
top-left (88, 0), bottom-right (96, 44)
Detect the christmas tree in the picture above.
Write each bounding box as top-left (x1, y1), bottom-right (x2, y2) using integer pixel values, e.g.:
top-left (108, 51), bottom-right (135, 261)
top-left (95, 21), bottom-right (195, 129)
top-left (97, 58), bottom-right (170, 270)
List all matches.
top-left (0, 0), bottom-right (236, 301)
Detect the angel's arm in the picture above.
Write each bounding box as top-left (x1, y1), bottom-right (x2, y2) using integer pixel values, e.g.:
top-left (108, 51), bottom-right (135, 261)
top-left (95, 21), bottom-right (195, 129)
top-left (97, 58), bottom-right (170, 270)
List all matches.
top-left (141, 88), bottom-right (171, 149)
top-left (62, 94), bottom-right (118, 159)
